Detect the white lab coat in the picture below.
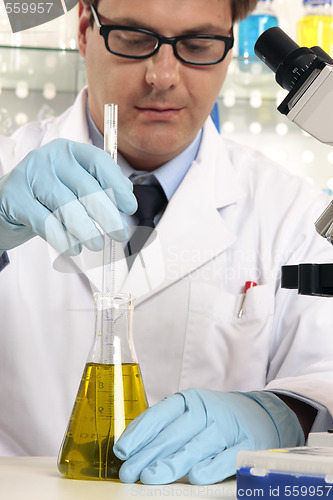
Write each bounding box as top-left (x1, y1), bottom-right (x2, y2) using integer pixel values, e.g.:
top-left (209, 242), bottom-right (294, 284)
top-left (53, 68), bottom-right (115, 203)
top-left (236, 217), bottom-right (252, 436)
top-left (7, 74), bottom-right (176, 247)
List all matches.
top-left (1, 88), bottom-right (333, 456)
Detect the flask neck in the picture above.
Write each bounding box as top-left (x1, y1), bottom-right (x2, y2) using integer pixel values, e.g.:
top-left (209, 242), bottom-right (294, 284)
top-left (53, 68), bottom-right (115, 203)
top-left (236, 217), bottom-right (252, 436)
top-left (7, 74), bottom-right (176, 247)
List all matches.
top-left (89, 293), bottom-right (137, 365)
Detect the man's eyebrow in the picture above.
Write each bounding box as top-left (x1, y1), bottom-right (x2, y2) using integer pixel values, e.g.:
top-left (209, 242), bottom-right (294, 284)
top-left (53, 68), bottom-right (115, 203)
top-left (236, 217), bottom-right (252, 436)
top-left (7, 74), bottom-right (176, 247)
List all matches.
top-left (99, 15), bottom-right (232, 36)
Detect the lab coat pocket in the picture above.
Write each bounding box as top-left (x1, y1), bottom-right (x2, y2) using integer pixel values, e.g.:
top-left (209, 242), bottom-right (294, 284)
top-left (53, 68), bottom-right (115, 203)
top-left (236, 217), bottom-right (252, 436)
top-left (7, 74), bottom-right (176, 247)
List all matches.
top-left (234, 283), bottom-right (274, 320)
top-left (178, 281), bottom-right (275, 392)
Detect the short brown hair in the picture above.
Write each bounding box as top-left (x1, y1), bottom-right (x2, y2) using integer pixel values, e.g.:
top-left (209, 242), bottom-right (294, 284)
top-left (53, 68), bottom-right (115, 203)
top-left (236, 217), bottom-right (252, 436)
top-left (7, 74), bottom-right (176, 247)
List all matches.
top-left (231, 0), bottom-right (259, 21)
top-left (83, 0), bottom-right (259, 24)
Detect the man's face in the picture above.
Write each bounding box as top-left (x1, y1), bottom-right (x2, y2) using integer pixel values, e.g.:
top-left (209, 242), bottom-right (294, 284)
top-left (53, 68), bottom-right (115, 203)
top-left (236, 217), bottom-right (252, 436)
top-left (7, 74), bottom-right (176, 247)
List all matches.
top-left (78, 0), bottom-right (233, 170)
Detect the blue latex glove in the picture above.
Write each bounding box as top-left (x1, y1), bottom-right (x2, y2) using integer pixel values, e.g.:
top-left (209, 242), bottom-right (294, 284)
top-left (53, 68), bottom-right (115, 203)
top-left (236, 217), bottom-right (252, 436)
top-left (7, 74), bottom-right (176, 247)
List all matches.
top-left (113, 389), bottom-right (305, 485)
top-left (0, 139), bottom-right (137, 255)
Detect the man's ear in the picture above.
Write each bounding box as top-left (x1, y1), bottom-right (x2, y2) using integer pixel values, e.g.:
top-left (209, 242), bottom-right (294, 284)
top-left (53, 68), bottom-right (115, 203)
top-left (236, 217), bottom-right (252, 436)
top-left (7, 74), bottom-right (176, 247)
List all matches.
top-left (78, 0), bottom-right (92, 57)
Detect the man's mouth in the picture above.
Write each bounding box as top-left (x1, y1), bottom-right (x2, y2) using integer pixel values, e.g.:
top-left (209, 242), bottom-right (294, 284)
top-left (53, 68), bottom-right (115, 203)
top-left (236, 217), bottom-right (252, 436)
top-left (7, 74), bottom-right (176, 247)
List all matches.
top-left (136, 106), bottom-right (183, 120)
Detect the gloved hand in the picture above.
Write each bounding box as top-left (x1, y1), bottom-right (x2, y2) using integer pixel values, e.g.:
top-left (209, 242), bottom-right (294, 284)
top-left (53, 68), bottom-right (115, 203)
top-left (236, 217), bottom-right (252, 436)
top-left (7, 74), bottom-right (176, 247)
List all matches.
top-left (0, 139), bottom-right (137, 255)
top-left (113, 389), bottom-right (305, 485)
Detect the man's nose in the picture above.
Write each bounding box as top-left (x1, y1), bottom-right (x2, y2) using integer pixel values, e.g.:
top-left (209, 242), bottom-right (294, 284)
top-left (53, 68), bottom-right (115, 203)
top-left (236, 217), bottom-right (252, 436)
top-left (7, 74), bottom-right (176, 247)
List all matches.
top-left (145, 44), bottom-right (181, 90)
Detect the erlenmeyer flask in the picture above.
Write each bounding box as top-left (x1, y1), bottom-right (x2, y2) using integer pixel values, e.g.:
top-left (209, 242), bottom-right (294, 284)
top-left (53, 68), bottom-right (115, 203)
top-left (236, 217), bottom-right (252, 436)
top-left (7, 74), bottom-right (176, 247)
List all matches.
top-left (57, 293), bottom-right (148, 480)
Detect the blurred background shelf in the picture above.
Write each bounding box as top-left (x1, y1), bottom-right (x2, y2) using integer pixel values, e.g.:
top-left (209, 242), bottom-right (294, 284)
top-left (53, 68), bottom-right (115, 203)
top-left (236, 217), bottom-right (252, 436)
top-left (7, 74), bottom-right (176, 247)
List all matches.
top-left (0, 45), bottom-right (84, 134)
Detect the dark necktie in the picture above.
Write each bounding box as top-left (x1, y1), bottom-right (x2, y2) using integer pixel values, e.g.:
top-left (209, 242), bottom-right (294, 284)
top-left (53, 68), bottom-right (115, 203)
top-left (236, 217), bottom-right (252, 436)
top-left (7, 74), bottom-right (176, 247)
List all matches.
top-left (125, 183), bottom-right (167, 269)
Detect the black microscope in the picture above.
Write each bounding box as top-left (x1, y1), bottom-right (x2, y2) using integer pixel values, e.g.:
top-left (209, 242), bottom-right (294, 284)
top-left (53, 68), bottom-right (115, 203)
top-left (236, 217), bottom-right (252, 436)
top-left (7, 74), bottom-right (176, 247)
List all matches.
top-left (255, 26), bottom-right (333, 297)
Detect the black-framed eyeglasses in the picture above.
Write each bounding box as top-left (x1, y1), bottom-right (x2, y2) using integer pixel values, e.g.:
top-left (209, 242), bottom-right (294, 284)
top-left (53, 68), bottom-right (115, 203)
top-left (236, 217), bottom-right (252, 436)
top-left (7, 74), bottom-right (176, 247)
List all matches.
top-left (90, 5), bottom-right (234, 66)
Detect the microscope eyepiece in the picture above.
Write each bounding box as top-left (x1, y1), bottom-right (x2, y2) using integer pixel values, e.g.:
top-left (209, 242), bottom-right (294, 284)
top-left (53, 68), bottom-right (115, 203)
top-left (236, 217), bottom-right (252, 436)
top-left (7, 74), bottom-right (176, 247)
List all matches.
top-left (254, 26), bottom-right (317, 91)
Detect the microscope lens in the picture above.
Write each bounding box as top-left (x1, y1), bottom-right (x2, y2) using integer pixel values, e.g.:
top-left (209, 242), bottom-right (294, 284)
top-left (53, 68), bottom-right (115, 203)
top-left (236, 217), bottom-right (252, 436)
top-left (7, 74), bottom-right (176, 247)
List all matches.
top-left (255, 26), bottom-right (317, 91)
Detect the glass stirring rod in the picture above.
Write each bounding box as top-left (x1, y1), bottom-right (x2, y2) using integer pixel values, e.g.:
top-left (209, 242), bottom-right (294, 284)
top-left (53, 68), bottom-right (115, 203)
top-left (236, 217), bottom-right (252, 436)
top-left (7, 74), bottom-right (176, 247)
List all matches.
top-left (102, 104), bottom-right (118, 364)
top-left (103, 103), bottom-right (118, 297)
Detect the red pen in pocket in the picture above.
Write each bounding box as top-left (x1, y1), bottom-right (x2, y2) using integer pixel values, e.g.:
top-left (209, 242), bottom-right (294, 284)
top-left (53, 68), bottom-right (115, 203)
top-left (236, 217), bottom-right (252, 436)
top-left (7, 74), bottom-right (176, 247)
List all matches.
top-left (238, 281), bottom-right (257, 318)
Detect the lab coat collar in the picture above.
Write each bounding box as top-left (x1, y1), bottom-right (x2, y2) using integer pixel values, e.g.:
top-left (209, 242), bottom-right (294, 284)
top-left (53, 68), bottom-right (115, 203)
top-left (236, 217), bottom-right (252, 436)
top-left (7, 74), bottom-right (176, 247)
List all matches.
top-left (198, 118), bottom-right (245, 210)
top-left (40, 88), bottom-right (91, 146)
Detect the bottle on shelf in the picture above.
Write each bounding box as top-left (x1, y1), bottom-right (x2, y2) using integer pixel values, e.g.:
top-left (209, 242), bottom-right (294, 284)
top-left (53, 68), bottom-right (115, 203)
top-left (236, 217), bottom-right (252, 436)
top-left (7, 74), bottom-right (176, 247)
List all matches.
top-left (238, 0), bottom-right (279, 65)
top-left (297, 0), bottom-right (333, 57)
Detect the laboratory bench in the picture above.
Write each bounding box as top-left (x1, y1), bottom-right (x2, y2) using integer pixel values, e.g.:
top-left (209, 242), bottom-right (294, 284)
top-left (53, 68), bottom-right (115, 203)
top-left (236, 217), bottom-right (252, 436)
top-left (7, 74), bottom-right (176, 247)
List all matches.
top-left (0, 456), bottom-right (237, 500)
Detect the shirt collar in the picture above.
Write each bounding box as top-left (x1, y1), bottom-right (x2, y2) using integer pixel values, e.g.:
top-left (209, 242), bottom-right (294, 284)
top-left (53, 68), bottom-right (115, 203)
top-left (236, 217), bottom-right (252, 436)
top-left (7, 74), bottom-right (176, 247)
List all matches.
top-left (86, 98), bottom-right (202, 201)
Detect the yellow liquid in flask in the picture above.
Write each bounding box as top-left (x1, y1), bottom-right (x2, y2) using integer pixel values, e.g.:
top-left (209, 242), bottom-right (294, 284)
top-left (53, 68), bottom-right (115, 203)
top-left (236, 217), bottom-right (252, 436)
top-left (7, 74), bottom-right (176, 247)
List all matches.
top-left (58, 362), bottom-right (148, 480)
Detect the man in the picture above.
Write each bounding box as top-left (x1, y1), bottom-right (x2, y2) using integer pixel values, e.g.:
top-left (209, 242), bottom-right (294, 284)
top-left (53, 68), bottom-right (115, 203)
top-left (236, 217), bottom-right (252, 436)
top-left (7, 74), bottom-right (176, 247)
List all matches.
top-left (0, 0), bottom-right (333, 486)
